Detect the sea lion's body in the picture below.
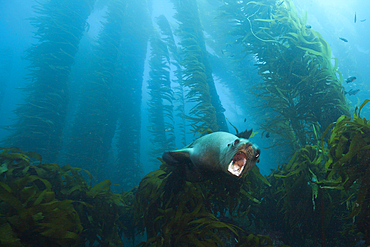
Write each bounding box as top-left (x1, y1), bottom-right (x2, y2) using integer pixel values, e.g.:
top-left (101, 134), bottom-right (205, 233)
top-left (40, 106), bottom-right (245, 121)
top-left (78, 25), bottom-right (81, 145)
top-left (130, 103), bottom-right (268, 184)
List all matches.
top-left (162, 131), bottom-right (260, 182)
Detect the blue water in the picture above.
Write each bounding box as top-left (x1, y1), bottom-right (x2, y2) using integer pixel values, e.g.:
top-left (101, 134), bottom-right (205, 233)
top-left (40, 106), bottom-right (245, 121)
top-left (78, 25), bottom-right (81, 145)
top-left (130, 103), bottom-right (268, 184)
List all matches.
top-left (0, 0), bottom-right (369, 245)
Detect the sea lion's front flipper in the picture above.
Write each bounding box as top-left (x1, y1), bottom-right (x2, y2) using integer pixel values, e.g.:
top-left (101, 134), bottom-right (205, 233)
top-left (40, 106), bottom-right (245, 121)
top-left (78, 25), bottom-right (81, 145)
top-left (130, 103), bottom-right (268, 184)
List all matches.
top-left (162, 148), bottom-right (192, 167)
top-left (162, 149), bottom-right (193, 200)
top-left (162, 148), bottom-right (206, 182)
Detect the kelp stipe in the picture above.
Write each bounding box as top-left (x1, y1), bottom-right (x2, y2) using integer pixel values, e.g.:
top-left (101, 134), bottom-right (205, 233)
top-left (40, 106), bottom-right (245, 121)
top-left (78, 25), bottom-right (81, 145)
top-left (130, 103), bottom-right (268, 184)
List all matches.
top-left (65, 0), bottom-right (127, 182)
top-left (147, 31), bottom-right (176, 164)
top-left (3, 0), bottom-right (95, 162)
top-left (171, 0), bottom-right (227, 133)
top-left (156, 14), bottom-right (187, 146)
top-left (114, 0), bottom-right (151, 190)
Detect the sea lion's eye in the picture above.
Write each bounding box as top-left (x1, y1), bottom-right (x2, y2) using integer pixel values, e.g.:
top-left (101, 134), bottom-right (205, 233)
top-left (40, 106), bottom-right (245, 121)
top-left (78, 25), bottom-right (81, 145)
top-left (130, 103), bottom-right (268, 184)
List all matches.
top-left (233, 139), bottom-right (240, 147)
top-left (255, 149), bottom-right (260, 159)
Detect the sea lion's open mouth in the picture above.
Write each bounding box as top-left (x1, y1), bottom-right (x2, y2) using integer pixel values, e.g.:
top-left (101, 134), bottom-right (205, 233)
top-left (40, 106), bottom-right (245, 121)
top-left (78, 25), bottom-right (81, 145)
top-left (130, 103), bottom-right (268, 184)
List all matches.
top-left (228, 151), bottom-right (247, 176)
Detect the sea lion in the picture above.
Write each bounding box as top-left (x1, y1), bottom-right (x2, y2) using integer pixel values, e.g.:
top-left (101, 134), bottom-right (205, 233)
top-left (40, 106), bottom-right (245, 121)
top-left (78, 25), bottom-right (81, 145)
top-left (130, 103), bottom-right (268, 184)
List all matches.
top-left (162, 131), bottom-right (260, 182)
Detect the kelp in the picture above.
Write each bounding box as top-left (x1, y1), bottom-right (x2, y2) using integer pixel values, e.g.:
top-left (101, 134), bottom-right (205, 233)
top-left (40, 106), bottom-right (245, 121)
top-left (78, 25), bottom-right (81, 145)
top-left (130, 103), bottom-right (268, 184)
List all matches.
top-left (156, 14), bottom-right (187, 146)
top-left (113, 0), bottom-right (151, 190)
top-left (261, 100), bottom-right (370, 246)
top-left (320, 100), bottom-right (370, 244)
top-left (0, 147), bottom-right (136, 246)
top-left (65, 0), bottom-right (127, 182)
top-left (236, 233), bottom-right (290, 247)
top-left (134, 158), bottom-right (273, 246)
top-left (217, 0), bottom-right (350, 153)
top-left (271, 145), bottom-right (333, 245)
top-left (171, 0), bottom-right (228, 133)
top-left (3, 0), bottom-right (95, 162)
top-left (147, 31), bottom-right (176, 164)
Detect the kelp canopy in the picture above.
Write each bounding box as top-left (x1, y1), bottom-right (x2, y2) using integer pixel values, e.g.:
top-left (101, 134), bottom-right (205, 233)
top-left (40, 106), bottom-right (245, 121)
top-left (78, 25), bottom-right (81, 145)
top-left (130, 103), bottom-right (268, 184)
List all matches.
top-left (263, 100), bottom-right (370, 246)
top-left (217, 0), bottom-right (349, 152)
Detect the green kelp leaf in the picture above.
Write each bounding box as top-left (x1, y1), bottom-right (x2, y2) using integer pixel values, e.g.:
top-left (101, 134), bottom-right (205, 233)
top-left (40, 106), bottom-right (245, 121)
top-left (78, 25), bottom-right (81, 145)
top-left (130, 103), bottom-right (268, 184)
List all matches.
top-left (240, 189), bottom-right (260, 204)
top-left (249, 132), bottom-right (258, 138)
top-left (40, 227), bottom-right (80, 242)
top-left (254, 18), bottom-right (274, 22)
top-left (0, 223), bottom-right (22, 247)
top-left (25, 151), bottom-right (42, 164)
top-left (87, 180), bottom-right (111, 198)
top-left (302, 9), bottom-right (307, 25)
top-left (281, 32), bottom-right (299, 42)
top-left (296, 45), bottom-right (322, 56)
top-left (0, 162), bottom-right (8, 174)
top-left (251, 166), bottom-right (271, 186)
top-left (360, 144), bottom-right (370, 151)
top-left (349, 169), bottom-right (370, 218)
top-left (15, 175), bottom-right (52, 192)
top-left (333, 57), bottom-right (339, 71)
top-left (60, 164), bottom-right (92, 187)
top-left (40, 163), bottom-right (59, 171)
top-left (34, 190), bottom-right (47, 205)
top-left (0, 181), bottom-right (12, 192)
top-left (244, 1), bottom-right (269, 7)
top-left (195, 128), bottom-right (213, 135)
top-left (226, 118), bottom-right (239, 135)
top-left (333, 71), bottom-right (344, 85)
top-left (0, 152), bottom-right (31, 165)
top-left (0, 182), bottom-right (24, 214)
top-left (335, 135), bottom-right (348, 159)
top-left (358, 99), bottom-right (370, 118)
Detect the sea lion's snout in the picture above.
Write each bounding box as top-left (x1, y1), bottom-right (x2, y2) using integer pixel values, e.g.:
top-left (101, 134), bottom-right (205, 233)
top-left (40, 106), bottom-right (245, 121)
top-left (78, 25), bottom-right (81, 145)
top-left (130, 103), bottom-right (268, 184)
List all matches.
top-left (227, 141), bottom-right (260, 177)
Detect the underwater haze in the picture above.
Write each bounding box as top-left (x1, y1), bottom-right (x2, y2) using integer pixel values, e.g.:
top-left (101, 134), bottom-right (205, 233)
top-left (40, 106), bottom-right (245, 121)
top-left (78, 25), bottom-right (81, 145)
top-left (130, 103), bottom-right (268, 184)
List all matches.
top-left (0, 0), bottom-right (370, 246)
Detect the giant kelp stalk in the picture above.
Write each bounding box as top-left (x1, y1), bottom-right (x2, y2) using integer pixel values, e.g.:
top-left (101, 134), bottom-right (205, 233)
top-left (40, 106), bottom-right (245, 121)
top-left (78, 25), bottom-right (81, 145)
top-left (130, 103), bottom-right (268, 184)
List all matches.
top-left (218, 0), bottom-right (349, 152)
top-left (147, 32), bottom-right (176, 162)
top-left (113, 0), bottom-right (151, 190)
top-left (66, 0), bottom-right (126, 181)
top-left (171, 0), bottom-right (228, 133)
top-left (3, 0), bottom-right (95, 162)
top-left (196, 0), bottom-right (258, 125)
top-left (156, 15), bottom-right (186, 146)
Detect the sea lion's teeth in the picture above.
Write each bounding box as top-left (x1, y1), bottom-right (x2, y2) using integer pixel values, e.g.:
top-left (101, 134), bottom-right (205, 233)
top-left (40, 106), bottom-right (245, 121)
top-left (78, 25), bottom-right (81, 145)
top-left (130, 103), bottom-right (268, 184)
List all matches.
top-left (228, 156), bottom-right (246, 177)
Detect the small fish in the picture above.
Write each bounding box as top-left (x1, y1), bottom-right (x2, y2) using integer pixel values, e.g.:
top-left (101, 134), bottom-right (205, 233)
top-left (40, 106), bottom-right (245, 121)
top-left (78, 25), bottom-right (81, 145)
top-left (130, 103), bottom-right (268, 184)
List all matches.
top-left (249, 132), bottom-right (258, 138)
top-left (277, 0), bottom-right (284, 6)
top-left (360, 19), bottom-right (366, 22)
top-left (265, 132), bottom-right (270, 138)
top-left (345, 89), bottom-right (360, 95)
top-left (244, 118), bottom-right (246, 122)
top-left (345, 76), bottom-right (356, 83)
top-left (354, 12), bottom-right (356, 23)
top-left (339, 37), bottom-right (348, 42)
top-left (305, 24), bottom-right (312, 29)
